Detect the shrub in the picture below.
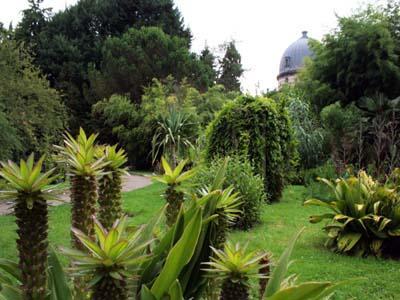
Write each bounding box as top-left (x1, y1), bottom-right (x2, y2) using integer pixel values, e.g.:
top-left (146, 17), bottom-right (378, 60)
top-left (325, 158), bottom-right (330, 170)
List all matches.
top-left (205, 95), bottom-right (297, 201)
top-left (320, 102), bottom-right (363, 172)
top-left (192, 156), bottom-right (266, 229)
top-left (303, 160), bottom-right (338, 200)
top-left (305, 170), bottom-right (400, 257)
top-left (285, 92), bottom-right (328, 170)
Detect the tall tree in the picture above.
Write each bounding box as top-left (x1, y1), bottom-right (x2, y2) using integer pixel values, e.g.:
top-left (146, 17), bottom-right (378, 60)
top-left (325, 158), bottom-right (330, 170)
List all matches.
top-left (217, 41), bottom-right (244, 92)
top-left (188, 46), bottom-right (218, 92)
top-left (90, 27), bottom-right (197, 102)
top-left (15, 0), bottom-right (50, 56)
top-left (0, 36), bottom-right (66, 161)
top-left (298, 10), bottom-right (400, 111)
top-left (15, 0), bottom-right (192, 131)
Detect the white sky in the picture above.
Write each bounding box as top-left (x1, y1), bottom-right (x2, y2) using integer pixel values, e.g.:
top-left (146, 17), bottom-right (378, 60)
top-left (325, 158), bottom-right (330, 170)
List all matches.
top-left (0, 0), bottom-right (386, 93)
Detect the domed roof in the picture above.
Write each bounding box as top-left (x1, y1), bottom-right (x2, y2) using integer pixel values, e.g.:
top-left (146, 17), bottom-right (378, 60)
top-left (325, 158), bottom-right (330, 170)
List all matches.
top-left (277, 31), bottom-right (312, 79)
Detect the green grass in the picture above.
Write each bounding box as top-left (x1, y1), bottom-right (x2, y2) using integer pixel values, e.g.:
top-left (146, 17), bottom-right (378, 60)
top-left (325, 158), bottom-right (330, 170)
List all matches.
top-left (0, 183), bottom-right (399, 299)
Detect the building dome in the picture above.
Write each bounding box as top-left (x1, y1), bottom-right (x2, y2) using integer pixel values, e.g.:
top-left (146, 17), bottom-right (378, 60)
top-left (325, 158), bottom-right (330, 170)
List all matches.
top-left (277, 31), bottom-right (312, 85)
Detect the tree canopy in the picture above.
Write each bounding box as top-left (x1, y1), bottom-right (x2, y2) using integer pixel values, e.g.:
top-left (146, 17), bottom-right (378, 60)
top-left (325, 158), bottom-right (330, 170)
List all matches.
top-left (217, 41), bottom-right (244, 92)
top-left (299, 8), bottom-right (400, 111)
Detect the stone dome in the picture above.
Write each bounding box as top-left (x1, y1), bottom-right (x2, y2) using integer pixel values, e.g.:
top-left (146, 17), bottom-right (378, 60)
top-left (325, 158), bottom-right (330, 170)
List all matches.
top-left (277, 31), bottom-right (312, 80)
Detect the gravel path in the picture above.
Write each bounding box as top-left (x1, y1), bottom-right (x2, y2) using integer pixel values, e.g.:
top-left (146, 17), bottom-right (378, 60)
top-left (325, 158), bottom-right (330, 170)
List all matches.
top-left (0, 174), bottom-right (152, 216)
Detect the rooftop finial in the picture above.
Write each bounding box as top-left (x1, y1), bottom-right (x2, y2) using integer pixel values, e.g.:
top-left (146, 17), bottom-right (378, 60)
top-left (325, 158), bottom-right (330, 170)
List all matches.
top-left (302, 31), bottom-right (308, 38)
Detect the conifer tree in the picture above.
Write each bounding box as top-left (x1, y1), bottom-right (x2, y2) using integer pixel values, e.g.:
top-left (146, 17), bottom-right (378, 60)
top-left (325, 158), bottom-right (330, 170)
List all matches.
top-left (217, 41), bottom-right (244, 92)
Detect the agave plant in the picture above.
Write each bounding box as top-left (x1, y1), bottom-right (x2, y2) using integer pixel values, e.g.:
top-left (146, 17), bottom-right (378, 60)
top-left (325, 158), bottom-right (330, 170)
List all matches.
top-left (204, 242), bottom-right (267, 300)
top-left (305, 170), bottom-right (400, 257)
top-left (153, 157), bottom-right (196, 226)
top-left (96, 145), bottom-right (128, 229)
top-left (55, 128), bottom-right (108, 250)
top-left (60, 216), bottom-right (152, 300)
top-left (0, 154), bottom-right (58, 299)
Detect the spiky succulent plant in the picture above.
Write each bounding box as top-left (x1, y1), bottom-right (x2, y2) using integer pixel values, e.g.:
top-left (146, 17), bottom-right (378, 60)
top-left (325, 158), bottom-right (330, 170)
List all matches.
top-left (0, 154), bottom-right (58, 299)
top-left (153, 157), bottom-right (196, 226)
top-left (55, 128), bottom-right (107, 250)
top-left (60, 216), bottom-right (152, 300)
top-left (95, 145), bottom-right (128, 229)
top-left (199, 186), bottom-right (241, 249)
top-left (204, 242), bottom-right (267, 300)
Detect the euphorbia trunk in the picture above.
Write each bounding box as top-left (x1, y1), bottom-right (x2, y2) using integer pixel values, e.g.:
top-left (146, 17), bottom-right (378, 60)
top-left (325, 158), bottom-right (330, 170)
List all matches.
top-left (70, 174), bottom-right (97, 250)
top-left (93, 275), bottom-right (127, 300)
top-left (220, 279), bottom-right (249, 300)
top-left (165, 184), bottom-right (184, 226)
top-left (98, 170), bottom-right (123, 229)
top-left (15, 195), bottom-right (48, 300)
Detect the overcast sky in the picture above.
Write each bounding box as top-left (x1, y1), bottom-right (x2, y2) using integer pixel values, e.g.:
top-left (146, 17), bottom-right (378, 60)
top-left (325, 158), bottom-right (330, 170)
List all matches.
top-left (0, 0), bottom-right (386, 93)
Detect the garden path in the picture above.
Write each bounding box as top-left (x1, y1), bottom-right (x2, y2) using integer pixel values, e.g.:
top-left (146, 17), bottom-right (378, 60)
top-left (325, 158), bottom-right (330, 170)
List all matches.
top-left (0, 174), bottom-right (152, 216)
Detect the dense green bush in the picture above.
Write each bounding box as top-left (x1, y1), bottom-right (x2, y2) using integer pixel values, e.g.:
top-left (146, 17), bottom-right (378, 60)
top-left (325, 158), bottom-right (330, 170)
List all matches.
top-left (205, 95), bottom-right (297, 201)
top-left (305, 170), bottom-right (400, 257)
top-left (303, 160), bottom-right (338, 200)
top-left (285, 91), bottom-right (328, 170)
top-left (320, 102), bottom-right (363, 172)
top-left (192, 156), bottom-right (266, 229)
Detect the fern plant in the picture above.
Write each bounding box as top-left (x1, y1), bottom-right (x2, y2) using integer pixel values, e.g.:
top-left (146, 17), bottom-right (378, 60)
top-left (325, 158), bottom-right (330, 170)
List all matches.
top-left (0, 154), bottom-right (58, 299)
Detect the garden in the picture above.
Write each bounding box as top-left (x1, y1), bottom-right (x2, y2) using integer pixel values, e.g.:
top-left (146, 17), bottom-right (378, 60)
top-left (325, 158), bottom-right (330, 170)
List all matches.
top-left (1, 0), bottom-right (400, 299)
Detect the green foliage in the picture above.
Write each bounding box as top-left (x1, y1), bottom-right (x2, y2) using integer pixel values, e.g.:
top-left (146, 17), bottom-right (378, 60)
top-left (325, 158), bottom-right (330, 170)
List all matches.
top-left (55, 129), bottom-right (107, 252)
top-left (91, 94), bottom-right (150, 169)
top-left (206, 95), bottom-right (297, 202)
top-left (305, 170), bottom-right (400, 257)
top-left (299, 8), bottom-right (400, 110)
top-left (303, 161), bottom-right (338, 200)
top-left (139, 166), bottom-right (247, 299)
top-left (56, 129), bottom-right (107, 177)
top-left (217, 41), bottom-right (244, 92)
top-left (91, 78), bottom-right (231, 169)
top-left (264, 229), bottom-right (340, 300)
top-left (17, 0), bottom-right (191, 129)
top-left (61, 216), bottom-right (152, 300)
top-left (0, 37), bottom-right (65, 161)
top-left (151, 109), bottom-right (197, 167)
top-left (320, 102), bottom-right (363, 171)
top-left (282, 89), bottom-right (328, 170)
top-left (96, 145), bottom-right (128, 229)
top-left (192, 85), bottom-right (238, 127)
top-left (204, 242), bottom-right (266, 300)
top-left (192, 156), bottom-right (265, 230)
top-left (0, 154), bottom-right (58, 299)
top-left (153, 157), bottom-right (196, 226)
top-left (90, 27), bottom-right (200, 102)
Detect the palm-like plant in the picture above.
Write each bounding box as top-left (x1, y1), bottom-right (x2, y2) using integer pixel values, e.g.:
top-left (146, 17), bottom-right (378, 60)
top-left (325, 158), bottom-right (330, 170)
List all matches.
top-left (204, 242), bottom-right (267, 300)
top-left (60, 216), bottom-right (152, 300)
top-left (0, 154), bottom-right (58, 299)
top-left (153, 157), bottom-right (196, 226)
top-left (95, 145), bottom-right (128, 229)
top-left (55, 128), bottom-right (107, 250)
top-left (151, 108), bottom-right (195, 168)
top-left (199, 186), bottom-right (242, 249)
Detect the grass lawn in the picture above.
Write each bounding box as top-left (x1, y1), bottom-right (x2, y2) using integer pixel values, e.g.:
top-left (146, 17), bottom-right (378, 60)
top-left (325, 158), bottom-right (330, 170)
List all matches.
top-left (0, 183), bottom-right (399, 299)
